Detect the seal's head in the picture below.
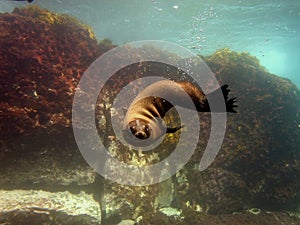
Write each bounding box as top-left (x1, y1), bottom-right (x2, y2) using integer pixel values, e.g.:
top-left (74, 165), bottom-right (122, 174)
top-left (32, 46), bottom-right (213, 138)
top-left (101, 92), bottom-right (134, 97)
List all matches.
top-left (122, 117), bottom-right (166, 147)
top-left (128, 119), bottom-right (152, 140)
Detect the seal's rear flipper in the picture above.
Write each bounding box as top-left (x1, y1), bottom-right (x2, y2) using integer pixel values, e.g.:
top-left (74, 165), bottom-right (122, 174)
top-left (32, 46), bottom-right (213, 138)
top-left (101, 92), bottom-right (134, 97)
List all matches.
top-left (221, 85), bottom-right (237, 113)
top-left (225, 96), bottom-right (237, 113)
top-left (207, 84), bottom-right (238, 113)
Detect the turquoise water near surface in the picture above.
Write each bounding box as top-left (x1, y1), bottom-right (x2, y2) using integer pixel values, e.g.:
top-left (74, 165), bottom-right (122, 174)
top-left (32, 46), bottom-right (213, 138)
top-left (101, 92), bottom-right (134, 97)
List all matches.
top-left (1, 0), bottom-right (299, 87)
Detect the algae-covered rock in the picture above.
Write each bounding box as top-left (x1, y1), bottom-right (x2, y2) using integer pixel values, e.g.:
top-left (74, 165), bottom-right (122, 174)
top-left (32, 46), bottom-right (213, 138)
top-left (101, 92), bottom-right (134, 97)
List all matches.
top-left (0, 6), bottom-right (116, 189)
top-left (0, 5), bottom-right (113, 141)
top-left (174, 48), bottom-right (300, 213)
top-left (186, 168), bottom-right (249, 214)
top-left (138, 209), bottom-right (300, 225)
top-left (0, 6), bottom-right (110, 223)
top-left (102, 179), bottom-right (162, 224)
top-left (207, 48), bottom-right (300, 206)
top-left (0, 190), bottom-right (101, 225)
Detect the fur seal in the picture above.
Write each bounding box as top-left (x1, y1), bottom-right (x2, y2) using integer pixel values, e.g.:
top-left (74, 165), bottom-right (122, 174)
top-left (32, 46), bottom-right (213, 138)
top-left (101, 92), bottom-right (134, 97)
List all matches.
top-left (122, 80), bottom-right (237, 146)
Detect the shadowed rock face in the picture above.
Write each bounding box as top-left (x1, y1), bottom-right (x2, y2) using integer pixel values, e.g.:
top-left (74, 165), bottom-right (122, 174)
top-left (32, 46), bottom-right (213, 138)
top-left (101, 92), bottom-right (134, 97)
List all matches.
top-left (172, 49), bottom-right (300, 214)
top-left (0, 5), bottom-right (300, 225)
top-left (137, 210), bottom-right (300, 225)
top-left (200, 49), bottom-right (300, 212)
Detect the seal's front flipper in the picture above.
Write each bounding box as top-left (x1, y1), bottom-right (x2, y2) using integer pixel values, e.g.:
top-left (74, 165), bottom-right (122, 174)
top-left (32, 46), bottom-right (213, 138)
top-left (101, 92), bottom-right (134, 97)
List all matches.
top-left (166, 125), bottom-right (184, 134)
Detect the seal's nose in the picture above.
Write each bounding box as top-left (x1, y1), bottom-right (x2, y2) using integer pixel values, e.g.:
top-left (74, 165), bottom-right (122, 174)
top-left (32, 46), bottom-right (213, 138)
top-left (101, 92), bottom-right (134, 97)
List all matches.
top-left (135, 131), bottom-right (147, 139)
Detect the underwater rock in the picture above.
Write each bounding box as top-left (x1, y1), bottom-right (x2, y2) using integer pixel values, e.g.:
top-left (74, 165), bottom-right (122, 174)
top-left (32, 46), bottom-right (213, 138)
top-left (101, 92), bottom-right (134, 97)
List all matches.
top-left (183, 168), bottom-right (249, 214)
top-left (101, 178), bottom-right (162, 224)
top-left (155, 179), bottom-right (175, 208)
top-left (117, 220), bottom-right (136, 225)
top-left (0, 131), bottom-right (95, 189)
top-left (100, 142), bottom-right (176, 223)
top-left (205, 49), bottom-right (300, 208)
top-left (159, 207), bottom-right (182, 217)
top-left (0, 190), bottom-right (101, 225)
top-left (172, 48), bottom-right (300, 214)
top-left (0, 6), bottom-right (116, 190)
top-left (137, 209), bottom-right (300, 225)
top-left (0, 5), bottom-right (114, 141)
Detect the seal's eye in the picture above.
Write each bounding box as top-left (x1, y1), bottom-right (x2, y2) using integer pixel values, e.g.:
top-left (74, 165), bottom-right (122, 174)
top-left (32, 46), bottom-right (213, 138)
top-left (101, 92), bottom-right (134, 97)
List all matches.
top-left (130, 126), bottom-right (136, 133)
top-left (144, 125), bottom-right (151, 135)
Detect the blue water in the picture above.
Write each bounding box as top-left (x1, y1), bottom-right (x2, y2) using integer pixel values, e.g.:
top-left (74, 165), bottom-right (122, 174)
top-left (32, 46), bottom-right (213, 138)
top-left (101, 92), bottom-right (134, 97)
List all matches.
top-left (1, 0), bottom-right (299, 87)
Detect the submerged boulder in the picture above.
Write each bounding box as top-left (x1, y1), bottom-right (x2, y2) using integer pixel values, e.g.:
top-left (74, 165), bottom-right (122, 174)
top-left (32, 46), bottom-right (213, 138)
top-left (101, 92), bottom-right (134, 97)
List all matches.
top-left (0, 190), bottom-right (101, 225)
top-left (0, 6), bottom-right (115, 189)
top-left (0, 5), bottom-right (114, 140)
top-left (0, 6), bottom-right (108, 224)
top-left (137, 209), bottom-right (300, 225)
top-left (174, 48), bottom-right (300, 213)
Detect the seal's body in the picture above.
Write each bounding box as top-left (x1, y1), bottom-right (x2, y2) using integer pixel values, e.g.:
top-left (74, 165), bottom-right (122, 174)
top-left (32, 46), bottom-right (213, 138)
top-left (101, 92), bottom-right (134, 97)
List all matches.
top-left (122, 80), bottom-right (237, 145)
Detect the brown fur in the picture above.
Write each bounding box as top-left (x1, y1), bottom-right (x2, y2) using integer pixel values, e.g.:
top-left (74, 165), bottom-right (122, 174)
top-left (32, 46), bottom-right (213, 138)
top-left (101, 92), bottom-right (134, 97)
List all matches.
top-left (122, 80), bottom-right (237, 145)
